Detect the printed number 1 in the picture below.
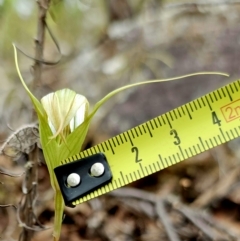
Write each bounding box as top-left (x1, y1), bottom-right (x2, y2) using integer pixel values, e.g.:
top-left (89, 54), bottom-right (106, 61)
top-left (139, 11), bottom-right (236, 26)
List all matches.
top-left (132, 147), bottom-right (142, 163)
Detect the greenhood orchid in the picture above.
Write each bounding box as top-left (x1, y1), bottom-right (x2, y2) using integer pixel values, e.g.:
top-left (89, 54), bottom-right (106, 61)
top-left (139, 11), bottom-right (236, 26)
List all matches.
top-left (13, 45), bottom-right (228, 241)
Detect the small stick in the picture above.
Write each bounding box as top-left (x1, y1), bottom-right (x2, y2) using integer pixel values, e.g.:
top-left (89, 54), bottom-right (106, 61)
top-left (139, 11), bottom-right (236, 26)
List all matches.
top-left (33, 0), bottom-right (51, 89)
top-left (176, 205), bottom-right (217, 240)
top-left (0, 168), bottom-right (24, 177)
top-left (0, 204), bottom-right (16, 208)
top-left (18, 0), bottom-right (50, 240)
top-left (156, 199), bottom-right (181, 241)
top-left (19, 146), bottom-right (39, 241)
top-left (191, 167), bottom-right (240, 208)
top-left (165, 0), bottom-right (240, 9)
top-left (109, 188), bottom-right (237, 240)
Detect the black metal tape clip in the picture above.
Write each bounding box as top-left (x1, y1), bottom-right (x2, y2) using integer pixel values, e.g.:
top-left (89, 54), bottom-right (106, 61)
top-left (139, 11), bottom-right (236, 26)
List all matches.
top-left (54, 153), bottom-right (112, 206)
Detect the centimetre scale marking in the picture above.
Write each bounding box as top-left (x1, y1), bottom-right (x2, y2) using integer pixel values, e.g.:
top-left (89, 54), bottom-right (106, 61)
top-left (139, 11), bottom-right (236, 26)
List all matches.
top-left (61, 80), bottom-right (240, 205)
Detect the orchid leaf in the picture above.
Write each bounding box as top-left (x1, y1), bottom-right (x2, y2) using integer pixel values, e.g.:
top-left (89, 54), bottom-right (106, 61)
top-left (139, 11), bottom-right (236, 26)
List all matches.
top-left (13, 44), bottom-right (45, 118)
top-left (63, 119), bottom-right (90, 156)
top-left (90, 72), bottom-right (229, 118)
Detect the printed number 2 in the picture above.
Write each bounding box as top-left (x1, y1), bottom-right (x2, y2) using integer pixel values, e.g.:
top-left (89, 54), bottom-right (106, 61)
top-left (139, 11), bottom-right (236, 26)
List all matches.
top-left (132, 147), bottom-right (142, 163)
top-left (170, 129), bottom-right (181, 145)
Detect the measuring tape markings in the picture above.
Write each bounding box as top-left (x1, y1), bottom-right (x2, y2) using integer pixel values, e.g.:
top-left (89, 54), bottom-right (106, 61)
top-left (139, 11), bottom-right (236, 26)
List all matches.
top-left (61, 80), bottom-right (240, 205)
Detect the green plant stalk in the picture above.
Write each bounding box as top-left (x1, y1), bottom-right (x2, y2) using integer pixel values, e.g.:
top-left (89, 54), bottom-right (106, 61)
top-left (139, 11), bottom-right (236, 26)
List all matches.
top-left (53, 190), bottom-right (64, 241)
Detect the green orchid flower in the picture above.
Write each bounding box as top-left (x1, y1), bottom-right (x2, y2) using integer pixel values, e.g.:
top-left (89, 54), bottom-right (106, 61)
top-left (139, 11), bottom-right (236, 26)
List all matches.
top-left (13, 45), bottom-right (228, 240)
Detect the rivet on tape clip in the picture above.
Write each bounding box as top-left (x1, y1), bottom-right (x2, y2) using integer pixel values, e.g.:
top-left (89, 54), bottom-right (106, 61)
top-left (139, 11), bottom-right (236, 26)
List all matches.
top-left (54, 153), bottom-right (112, 207)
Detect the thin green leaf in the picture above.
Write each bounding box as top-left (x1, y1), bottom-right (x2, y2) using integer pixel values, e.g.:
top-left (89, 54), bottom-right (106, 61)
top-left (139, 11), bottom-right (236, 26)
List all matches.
top-left (37, 115), bottom-right (59, 186)
top-left (63, 119), bottom-right (90, 156)
top-left (13, 44), bottom-right (45, 118)
top-left (90, 72), bottom-right (229, 118)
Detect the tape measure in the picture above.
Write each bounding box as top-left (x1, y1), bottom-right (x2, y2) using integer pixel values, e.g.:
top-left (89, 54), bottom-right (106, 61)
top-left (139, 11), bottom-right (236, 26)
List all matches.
top-left (58, 79), bottom-right (240, 206)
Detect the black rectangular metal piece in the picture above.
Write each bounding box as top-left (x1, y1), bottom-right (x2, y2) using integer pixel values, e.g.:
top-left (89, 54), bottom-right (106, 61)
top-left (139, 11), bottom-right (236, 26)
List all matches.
top-left (54, 153), bottom-right (112, 206)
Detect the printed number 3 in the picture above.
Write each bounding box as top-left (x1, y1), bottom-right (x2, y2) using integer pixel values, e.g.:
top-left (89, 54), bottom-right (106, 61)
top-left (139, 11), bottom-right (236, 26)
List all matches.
top-left (170, 129), bottom-right (181, 145)
top-left (132, 147), bottom-right (142, 163)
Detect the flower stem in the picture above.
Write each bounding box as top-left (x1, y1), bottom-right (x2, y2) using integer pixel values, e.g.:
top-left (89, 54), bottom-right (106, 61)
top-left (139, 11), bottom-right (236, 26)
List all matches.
top-left (53, 190), bottom-right (64, 241)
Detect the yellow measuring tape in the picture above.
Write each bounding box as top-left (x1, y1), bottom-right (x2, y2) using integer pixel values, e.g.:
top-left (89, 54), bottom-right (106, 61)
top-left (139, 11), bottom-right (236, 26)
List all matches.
top-left (62, 79), bottom-right (240, 206)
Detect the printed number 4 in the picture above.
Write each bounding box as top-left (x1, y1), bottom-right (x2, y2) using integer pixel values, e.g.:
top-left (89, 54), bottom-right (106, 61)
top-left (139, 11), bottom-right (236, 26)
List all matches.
top-left (212, 111), bottom-right (221, 126)
top-left (132, 147), bottom-right (142, 163)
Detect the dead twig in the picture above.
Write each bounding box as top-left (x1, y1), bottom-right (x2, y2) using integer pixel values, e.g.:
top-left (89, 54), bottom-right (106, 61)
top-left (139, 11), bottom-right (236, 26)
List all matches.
top-left (176, 205), bottom-right (217, 240)
top-left (0, 168), bottom-right (24, 177)
top-left (33, 0), bottom-right (51, 89)
top-left (108, 187), bottom-right (238, 240)
top-left (198, 210), bottom-right (239, 240)
top-left (191, 166), bottom-right (240, 208)
top-left (0, 204), bottom-right (17, 209)
top-left (17, 1), bottom-right (51, 240)
top-left (19, 146), bottom-right (39, 241)
top-left (14, 22), bottom-right (61, 66)
top-left (156, 199), bottom-right (181, 241)
top-left (165, 0), bottom-right (240, 9)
